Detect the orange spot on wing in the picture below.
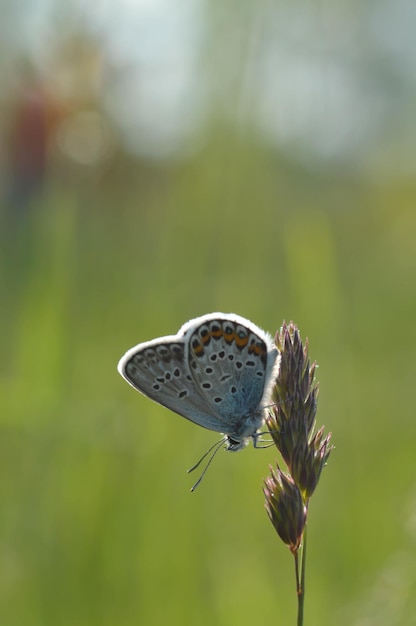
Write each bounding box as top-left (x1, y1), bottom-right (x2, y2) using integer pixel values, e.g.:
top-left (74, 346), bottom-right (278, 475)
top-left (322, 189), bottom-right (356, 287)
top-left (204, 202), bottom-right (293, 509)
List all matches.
top-left (192, 341), bottom-right (205, 356)
top-left (223, 329), bottom-right (236, 344)
top-left (201, 332), bottom-right (211, 346)
top-left (235, 334), bottom-right (249, 348)
top-left (248, 341), bottom-right (266, 356)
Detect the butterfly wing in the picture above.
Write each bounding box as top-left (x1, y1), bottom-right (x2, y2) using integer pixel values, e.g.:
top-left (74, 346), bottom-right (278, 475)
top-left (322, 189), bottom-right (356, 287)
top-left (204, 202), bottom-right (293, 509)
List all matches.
top-left (183, 315), bottom-right (279, 439)
top-left (118, 334), bottom-right (231, 433)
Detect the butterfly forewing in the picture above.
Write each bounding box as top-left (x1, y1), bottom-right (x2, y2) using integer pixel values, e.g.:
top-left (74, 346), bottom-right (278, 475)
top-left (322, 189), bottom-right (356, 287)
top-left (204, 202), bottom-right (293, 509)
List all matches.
top-left (118, 336), bottom-right (231, 433)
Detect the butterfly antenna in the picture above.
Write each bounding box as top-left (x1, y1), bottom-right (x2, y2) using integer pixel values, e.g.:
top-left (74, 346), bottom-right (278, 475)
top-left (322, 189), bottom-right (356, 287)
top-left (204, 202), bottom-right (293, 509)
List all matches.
top-left (187, 438), bottom-right (226, 492)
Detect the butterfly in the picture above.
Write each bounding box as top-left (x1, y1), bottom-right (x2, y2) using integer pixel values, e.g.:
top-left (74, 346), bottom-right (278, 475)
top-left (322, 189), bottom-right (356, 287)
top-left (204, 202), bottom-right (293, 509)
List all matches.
top-left (118, 313), bottom-right (280, 487)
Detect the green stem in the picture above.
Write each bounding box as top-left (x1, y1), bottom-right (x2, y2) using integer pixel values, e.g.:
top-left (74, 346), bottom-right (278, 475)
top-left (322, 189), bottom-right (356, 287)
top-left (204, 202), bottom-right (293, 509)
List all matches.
top-left (297, 524), bottom-right (307, 626)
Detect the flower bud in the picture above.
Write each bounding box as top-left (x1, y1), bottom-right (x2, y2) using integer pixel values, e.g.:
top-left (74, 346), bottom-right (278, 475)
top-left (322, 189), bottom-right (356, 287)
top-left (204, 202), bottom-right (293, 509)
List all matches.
top-left (264, 466), bottom-right (307, 553)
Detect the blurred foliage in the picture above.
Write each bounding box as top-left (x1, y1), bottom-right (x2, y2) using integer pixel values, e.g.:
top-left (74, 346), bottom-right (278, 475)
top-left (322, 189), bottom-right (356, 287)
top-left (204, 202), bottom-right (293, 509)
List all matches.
top-left (1, 2), bottom-right (416, 625)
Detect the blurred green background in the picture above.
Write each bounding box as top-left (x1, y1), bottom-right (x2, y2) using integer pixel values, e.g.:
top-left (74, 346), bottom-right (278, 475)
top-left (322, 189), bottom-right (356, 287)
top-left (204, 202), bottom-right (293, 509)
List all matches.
top-left (1, 2), bottom-right (416, 625)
